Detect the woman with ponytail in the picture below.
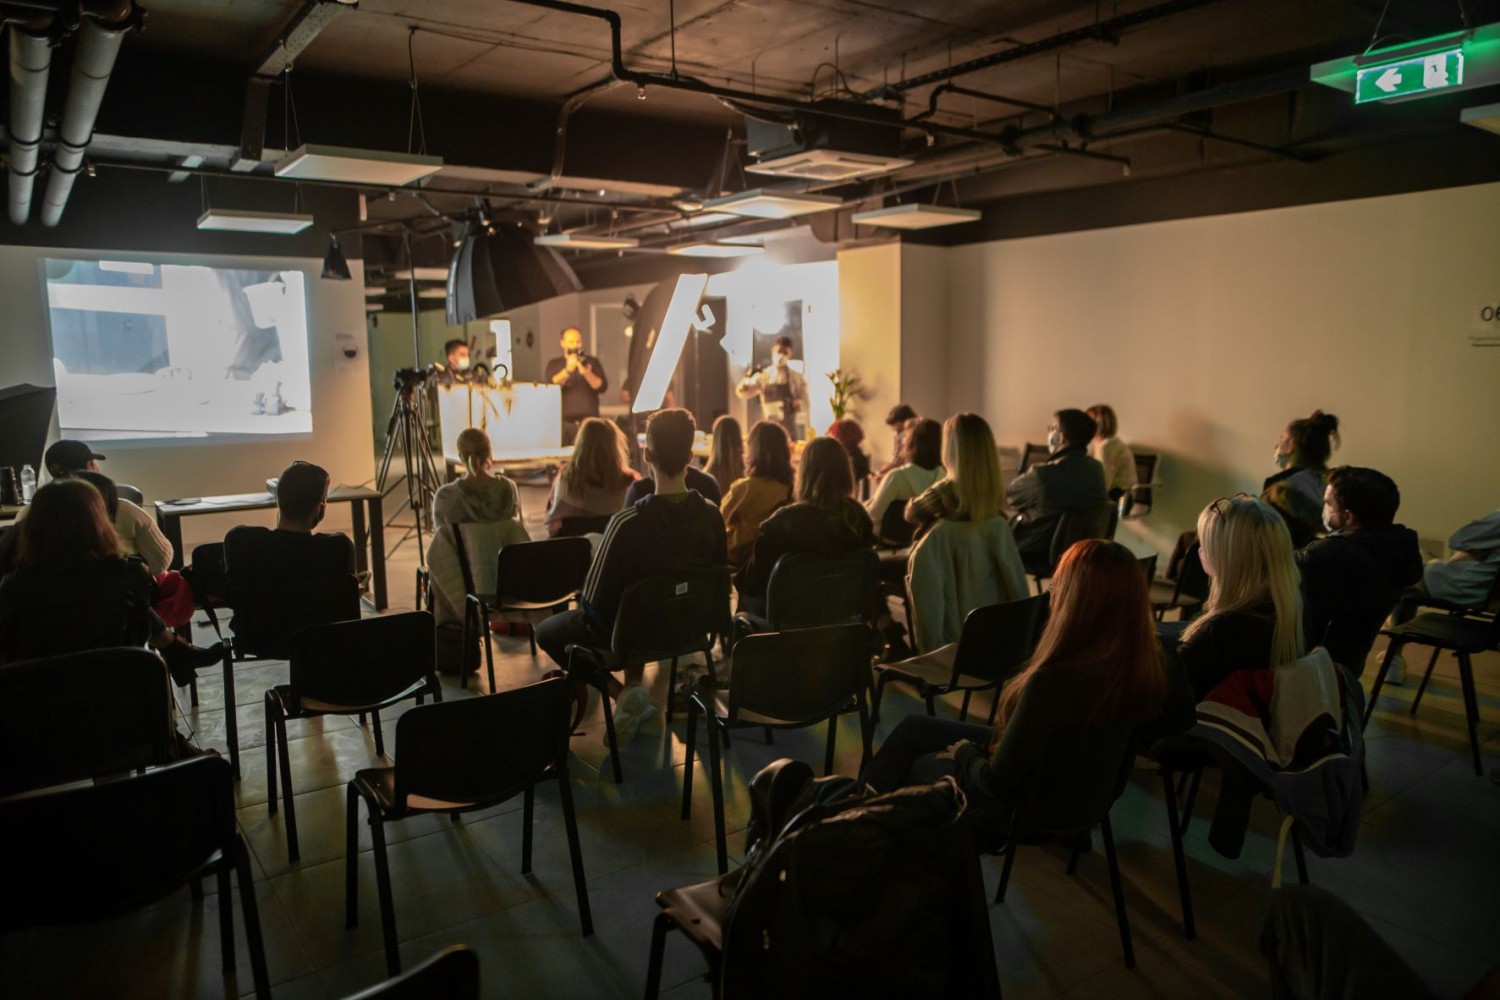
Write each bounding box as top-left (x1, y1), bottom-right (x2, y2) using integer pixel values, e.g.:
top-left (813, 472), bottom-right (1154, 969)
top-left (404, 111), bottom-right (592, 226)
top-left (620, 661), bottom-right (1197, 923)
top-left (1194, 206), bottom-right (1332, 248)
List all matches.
top-left (1263, 409), bottom-right (1340, 548)
top-left (433, 427), bottom-right (524, 529)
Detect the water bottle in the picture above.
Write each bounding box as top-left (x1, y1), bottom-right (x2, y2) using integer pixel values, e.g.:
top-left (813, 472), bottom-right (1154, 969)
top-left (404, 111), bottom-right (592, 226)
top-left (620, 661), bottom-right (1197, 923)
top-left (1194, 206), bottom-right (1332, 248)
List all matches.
top-left (20, 464), bottom-right (36, 503)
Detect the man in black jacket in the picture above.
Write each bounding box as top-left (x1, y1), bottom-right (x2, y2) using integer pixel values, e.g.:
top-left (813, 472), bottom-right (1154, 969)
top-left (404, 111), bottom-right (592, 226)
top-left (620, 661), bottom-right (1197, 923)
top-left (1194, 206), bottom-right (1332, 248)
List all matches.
top-left (1298, 467), bottom-right (1422, 676)
top-left (536, 408), bottom-right (728, 745)
top-left (1006, 408), bottom-right (1108, 568)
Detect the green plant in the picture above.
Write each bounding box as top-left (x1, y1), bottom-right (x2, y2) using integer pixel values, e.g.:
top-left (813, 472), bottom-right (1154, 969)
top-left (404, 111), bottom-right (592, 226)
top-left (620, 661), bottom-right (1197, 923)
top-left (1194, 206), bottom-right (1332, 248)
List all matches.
top-left (826, 368), bottom-right (866, 420)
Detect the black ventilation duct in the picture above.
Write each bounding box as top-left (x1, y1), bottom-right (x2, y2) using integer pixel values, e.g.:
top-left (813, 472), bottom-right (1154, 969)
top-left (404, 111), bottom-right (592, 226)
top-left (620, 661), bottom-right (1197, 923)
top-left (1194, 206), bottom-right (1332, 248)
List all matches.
top-left (446, 226), bottom-right (583, 325)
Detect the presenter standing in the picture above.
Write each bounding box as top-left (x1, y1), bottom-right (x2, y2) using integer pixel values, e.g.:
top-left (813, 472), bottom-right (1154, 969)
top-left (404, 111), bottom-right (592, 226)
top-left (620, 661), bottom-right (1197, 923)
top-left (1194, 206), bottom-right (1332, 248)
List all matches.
top-left (736, 335), bottom-right (807, 441)
top-left (544, 327), bottom-right (608, 445)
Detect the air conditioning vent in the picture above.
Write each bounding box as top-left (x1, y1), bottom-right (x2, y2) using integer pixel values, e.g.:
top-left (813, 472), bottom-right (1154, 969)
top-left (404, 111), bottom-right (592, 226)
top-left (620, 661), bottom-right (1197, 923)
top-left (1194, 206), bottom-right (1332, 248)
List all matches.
top-left (747, 149), bottom-right (914, 181)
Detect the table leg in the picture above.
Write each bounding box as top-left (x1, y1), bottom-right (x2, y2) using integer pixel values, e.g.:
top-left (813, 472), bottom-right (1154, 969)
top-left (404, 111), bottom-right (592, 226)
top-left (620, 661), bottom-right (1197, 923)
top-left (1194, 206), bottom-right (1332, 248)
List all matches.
top-left (368, 497), bottom-right (387, 611)
top-left (159, 510), bottom-right (186, 571)
top-left (351, 500), bottom-right (370, 578)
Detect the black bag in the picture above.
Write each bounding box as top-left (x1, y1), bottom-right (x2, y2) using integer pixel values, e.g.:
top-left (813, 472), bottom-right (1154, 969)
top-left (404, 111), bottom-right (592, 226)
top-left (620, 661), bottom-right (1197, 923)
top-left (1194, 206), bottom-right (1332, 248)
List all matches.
top-left (721, 775), bottom-right (995, 1000)
top-left (434, 620), bottom-right (480, 675)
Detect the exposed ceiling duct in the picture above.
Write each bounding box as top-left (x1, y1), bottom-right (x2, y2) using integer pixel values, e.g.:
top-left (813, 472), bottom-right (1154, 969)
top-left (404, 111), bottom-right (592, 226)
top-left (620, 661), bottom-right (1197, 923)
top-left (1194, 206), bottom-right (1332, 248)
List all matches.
top-left (6, 20), bottom-right (52, 225)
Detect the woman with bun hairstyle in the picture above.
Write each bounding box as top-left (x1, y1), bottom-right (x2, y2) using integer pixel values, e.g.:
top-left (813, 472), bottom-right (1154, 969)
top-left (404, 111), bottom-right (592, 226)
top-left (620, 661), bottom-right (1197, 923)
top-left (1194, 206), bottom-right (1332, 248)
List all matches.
top-left (1263, 410), bottom-right (1340, 548)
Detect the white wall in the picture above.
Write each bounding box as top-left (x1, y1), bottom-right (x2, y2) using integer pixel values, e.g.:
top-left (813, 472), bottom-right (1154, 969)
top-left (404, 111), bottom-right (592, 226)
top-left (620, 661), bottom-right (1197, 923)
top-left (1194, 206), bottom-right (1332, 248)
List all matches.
top-left (899, 244), bottom-right (952, 430)
top-left (0, 245), bottom-right (373, 543)
top-left (837, 245), bottom-right (903, 466)
top-left (946, 181), bottom-right (1500, 555)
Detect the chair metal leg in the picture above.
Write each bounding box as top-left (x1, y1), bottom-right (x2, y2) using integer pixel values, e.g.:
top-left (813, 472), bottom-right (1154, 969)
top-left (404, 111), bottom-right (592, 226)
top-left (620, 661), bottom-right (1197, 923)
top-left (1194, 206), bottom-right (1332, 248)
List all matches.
top-left (344, 785), bottom-right (361, 928)
top-left (1409, 646), bottom-right (1443, 715)
top-left (924, 691), bottom-right (937, 717)
top-left (823, 715), bottom-right (837, 776)
top-left (556, 764), bottom-right (594, 936)
top-left (369, 813), bottom-right (401, 976)
top-left (275, 714), bottom-right (299, 862)
top-left (264, 694), bottom-right (278, 816)
top-left (190, 676), bottom-right (200, 708)
top-left (994, 843), bottom-right (1017, 904)
top-left (1364, 640), bottom-right (1402, 726)
top-left (216, 864), bottom-right (236, 973)
top-left (1065, 846), bottom-right (1081, 876)
top-left (235, 840), bottom-right (272, 1000)
top-left (1101, 813), bottom-right (1135, 968)
top-left (191, 875), bottom-right (205, 899)
top-left (959, 689), bottom-right (973, 722)
top-left (223, 650), bottom-right (240, 779)
top-left (1180, 768), bottom-right (1203, 836)
top-left (870, 671), bottom-right (887, 725)
top-left (480, 600), bottom-right (496, 693)
top-left (1160, 770), bottom-right (1197, 939)
top-left (1458, 651), bottom-right (1484, 776)
top-left (763, 726), bottom-right (774, 745)
top-left (1292, 824), bottom-right (1310, 884)
top-left (602, 681), bottom-right (624, 784)
top-left (707, 716), bottom-right (729, 874)
top-left (856, 692), bottom-right (874, 773)
top-left (460, 599), bottom-right (473, 691)
top-left (665, 656), bottom-right (678, 724)
top-left (985, 694), bottom-right (1000, 727)
top-left (371, 709), bottom-right (385, 758)
top-left (644, 910), bottom-right (674, 1000)
top-left (521, 782), bottom-right (535, 874)
top-left (681, 700), bottom-right (698, 820)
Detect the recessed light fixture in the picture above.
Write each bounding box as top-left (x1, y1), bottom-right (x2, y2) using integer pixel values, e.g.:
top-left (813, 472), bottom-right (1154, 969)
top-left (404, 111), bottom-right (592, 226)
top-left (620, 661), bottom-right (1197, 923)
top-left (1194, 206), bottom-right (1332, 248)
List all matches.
top-left (392, 267), bottom-right (449, 281)
top-left (667, 242), bottom-right (765, 258)
top-left (534, 233), bottom-right (641, 250)
top-left (851, 204), bottom-right (982, 229)
top-left (274, 144), bottom-right (443, 186)
top-left (196, 209), bottom-right (315, 234)
top-left (704, 188), bottom-right (842, 219)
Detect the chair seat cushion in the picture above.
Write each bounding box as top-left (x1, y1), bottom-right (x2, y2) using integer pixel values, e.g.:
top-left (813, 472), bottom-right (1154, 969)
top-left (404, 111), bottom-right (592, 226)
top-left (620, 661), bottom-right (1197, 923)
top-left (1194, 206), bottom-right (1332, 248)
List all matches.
top-left (1383, 612), bottom-right (1495, 651)
top-left (352, 768), bottom-right (477, 814)
top-left (701, 690), bottom-right (851, 728)
top-left (875, 646), bottom-right (968, 692)
top-left (656, 875), bottom-right (738, 951)
top-left (277, 677), bottom-right (429, 717)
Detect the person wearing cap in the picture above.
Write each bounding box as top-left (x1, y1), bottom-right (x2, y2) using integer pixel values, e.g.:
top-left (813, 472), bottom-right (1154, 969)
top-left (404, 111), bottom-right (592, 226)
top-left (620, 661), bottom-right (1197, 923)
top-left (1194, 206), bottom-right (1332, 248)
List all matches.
top-left (44, 440), bottom-right (174, 576)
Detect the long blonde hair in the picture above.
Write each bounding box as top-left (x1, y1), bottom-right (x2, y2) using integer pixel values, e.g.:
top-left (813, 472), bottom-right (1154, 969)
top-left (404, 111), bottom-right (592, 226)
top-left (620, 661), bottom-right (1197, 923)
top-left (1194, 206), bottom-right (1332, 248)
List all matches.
top-left (939, 413), bottom-right (1003, 521)
top-left (705, 415), bottom-right (745, 494)
top-left (560, 417), bottom-right (630, 496)
top-left (1182, 495), bottom-right (1304, 666)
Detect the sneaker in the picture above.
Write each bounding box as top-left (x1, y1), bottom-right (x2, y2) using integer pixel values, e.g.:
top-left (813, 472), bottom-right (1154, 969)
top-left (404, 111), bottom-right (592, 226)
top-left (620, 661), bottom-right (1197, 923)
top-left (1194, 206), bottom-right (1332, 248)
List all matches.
top-left (605, 684), bottom-right (657, 747)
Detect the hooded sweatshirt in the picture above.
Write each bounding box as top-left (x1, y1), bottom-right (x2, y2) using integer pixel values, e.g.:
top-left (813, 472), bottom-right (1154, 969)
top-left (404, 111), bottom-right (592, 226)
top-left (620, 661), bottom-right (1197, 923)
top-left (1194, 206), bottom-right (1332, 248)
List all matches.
top-left (581, 490), bottom-right (728, 632)
top-left (1298, 523), bottom-right (1423, 676)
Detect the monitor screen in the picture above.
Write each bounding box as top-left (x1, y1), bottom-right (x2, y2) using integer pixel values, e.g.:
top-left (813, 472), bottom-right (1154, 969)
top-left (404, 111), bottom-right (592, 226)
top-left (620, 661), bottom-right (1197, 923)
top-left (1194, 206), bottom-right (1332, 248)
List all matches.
top-left (42, 258), bottom-right (313, 442)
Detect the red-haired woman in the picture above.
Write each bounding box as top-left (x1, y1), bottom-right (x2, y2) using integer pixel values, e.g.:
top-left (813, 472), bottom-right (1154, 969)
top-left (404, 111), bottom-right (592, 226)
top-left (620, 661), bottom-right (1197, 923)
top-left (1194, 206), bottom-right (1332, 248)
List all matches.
top-left (862, 539), bottom-right (1178, 841)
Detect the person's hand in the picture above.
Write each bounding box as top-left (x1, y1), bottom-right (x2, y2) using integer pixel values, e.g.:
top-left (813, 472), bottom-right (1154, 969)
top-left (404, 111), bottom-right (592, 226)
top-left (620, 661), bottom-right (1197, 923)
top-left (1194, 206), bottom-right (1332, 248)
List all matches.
top-left (566, 352), bottom-right (581, 373)
top-left (935, 741), bottom-right (964, 762)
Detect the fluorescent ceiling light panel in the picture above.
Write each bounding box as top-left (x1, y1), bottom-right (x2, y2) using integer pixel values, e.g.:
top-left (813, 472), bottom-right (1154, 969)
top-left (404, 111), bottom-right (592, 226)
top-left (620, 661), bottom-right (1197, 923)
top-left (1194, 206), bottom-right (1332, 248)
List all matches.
top-left (366, 303), bottom-right (385, 312)
top-left (704, 188), bottom-right (842, 219)
top-left (851, 204), bottom-right (982, 229)
top-left (275, 144), bottom-right (443, 186)
top-left (667, 242), bottom-right (765, 258)
top-left (363, 284), bottom-right (388, 296)
top-left (668, 212), bottom-right (739, 230)
top-left (534, 233), bottom-right (640, 250)
top-left (98, 260), bottom-right (156, 274)
top-left (417, 288), bottom-right (448, 299)
top-left (1461, 101), bottom-right (1500, 135)
top-left (196, 209), bottom-right (314, 234)
top-left (633, 273), bottom-right (709, 414)
top-left (392, 267), bottom-right (449, 281)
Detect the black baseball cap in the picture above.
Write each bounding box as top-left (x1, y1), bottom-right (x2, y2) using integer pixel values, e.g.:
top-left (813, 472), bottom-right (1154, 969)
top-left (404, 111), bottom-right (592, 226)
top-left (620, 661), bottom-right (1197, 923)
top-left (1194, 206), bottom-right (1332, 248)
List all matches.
top-left (44, 439), bottom-right (107, 474)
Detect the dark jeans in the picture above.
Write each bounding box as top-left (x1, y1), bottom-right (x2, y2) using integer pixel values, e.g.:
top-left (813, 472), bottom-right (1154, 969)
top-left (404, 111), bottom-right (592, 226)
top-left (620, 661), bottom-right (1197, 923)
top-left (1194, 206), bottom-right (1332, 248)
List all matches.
top-left (862, 714), bottom-right (991, 793)
top-left (534, 608), bottom-right (608, 671)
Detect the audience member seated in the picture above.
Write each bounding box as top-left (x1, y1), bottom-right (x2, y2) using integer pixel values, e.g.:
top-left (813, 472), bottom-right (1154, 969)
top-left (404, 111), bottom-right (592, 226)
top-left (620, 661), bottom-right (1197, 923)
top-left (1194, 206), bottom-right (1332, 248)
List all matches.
top-left (545, 417), bottom-right (638, 536)
top-left (826, 417), bottom-right (872, 490)
top-left (535, 409), bottom-right (728, 746)
top-left (862, 540), bottom-right (1169, 847)
top-left (223, 462), bottom-right (358, 656)
top-left (74, 471), bottom-right (194, 631)
top-left (702, 414), bottom-right (745, 498)
top-left (867, 417), bottom-right (943, 535)
top-left (904, 414), bottom-right (1028, 651)
top-left (1298, 467), bottom-right (1421, 676)
top-left (1175, 495), bottom-right (1304, 701)
top-left (874, 403), bottom-right (918, 480)
top-left (1004, 408), bottom-right (1108, 566)
top-left (0, 479), bottom-right (220, 680)
top-left (1398, 508), bottom-right (1500, 619)
top-left (427, 428), bottom-right (530, 626)
top-left (45, 440), bottom-right (175, 575)
top-left (735, 436), bottom-right (876, 617)
top-left (721, 420), bottom-right (793, 568)
top-left (1262, 409), bottom-right (1340, 549)
top-left (1087, 404), bottom-right (1138, 501)
top-left (624, 458), bottom-right (723, 507)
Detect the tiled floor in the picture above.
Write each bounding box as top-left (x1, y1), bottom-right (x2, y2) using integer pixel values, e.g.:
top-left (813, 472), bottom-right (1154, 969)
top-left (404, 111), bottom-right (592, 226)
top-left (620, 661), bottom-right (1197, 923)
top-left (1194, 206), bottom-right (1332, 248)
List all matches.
top-left (4, 481), bottom-right (1497, 999)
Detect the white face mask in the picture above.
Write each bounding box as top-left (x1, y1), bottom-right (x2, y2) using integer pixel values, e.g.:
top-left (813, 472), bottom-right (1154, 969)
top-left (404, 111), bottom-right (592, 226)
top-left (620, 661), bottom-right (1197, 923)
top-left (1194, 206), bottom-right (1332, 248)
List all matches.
top-left (1273, 448), bottom-right (1290, 469)
top-left (454, 356), bottom-right (470, 371)
top-left (1046, 429), bottom-right (1063, 453)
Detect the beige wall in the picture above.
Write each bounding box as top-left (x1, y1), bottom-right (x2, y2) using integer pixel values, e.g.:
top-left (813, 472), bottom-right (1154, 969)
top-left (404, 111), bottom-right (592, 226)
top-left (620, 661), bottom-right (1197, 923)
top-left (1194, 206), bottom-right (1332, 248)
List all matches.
top-left (837, 244), bottom-right (903, 467)
top-left (1, 245), bottom-right (373, 546)
top-left (899, 244), bottom-right (952, 430)
top-left (947, 181), bottom-right (1500, 556)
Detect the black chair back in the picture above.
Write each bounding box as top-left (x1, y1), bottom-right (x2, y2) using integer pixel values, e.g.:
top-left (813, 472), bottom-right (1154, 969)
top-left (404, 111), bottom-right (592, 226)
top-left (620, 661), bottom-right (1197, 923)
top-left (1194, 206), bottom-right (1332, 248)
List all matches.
top-left (289, 612), bottom-right (436, 709)
top-left (494, 536), bottom-right (593, 608)
top-left (0, 647), bottom-right (175, 797)
top-left (224, 529), bottom-right (361, 658)
top-left (116, 483), bottom-right (144, 506)
top-left (1018, 442), bottom-right (1051, 475)
top-left (392, 677), bottom-right (570, 808)
top-left (948, 595), bottom-right (1048, 689)
top-left (1174, 543), bottom-right (1212, 603)
top-left (556, 514), bottom-right (612, 537)
top-left (1138, 554), bottom-right (1158, 582)
top-left (1131, 452), bottom-right (1157, 487)
top-left (1012, 719), bottom-right (1137, 839)
top-left (0, 755), bottom-right (237, 928)
top-left (877, 500), bottom-right (915, 549)
top-left (765, 549), bottom-right (879, 629)
top-left (187, 542), bottom-right (231, 609)
top-left (1047, 500), bottom-right (1119, 567)
top-left (341, 946), bottom-right (480, 1000)
top-left (727, 624), bottom-right (878, 725)
top-left (611, 567), bottom-right (730, 664)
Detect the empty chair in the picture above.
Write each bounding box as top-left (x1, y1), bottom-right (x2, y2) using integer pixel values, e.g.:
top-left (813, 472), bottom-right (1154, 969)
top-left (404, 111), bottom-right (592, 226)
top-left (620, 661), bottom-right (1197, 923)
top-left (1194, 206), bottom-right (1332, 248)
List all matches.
top-left (1018, 441), bottom-right (1052, 474)
top-left (1152, 539), bottom-right (1211, 621)
top-left (466, 535), bottom-right (592, 687)
top-left (733, 548), bottom-right (880, 642)
top-left (682, 623), bottom-right (880, 873)
top-left (872, 595), bottom-right (1047, 726)
top-left (0, 755), bottom-right (270, 998)
top-left (265, 612), bottom-right (442, 861)
top-left (876, 496), bottom-right (916, 550)
top-left (1123, 451), bottom-right (1158, 517)
top-left (0, 646), bottom-right (176, 797)
top-left (1028, 499), bottom-right (1118, 590)
top-left (346, 677), bottom-right (592, 976)
top-left (340, 945), bottom-right (479, 1000)
top-left (567, 567), bottom-right (730, 781)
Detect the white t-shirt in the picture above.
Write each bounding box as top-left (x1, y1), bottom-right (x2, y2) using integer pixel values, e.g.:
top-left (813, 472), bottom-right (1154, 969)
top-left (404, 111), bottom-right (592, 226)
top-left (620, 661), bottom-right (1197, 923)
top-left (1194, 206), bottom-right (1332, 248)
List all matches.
top-left (866, 463), bottom-right (945, 536)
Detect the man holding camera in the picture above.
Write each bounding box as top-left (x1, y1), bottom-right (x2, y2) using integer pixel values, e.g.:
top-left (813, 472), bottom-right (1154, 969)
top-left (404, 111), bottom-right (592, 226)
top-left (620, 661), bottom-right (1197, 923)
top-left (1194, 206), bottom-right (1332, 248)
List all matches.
top-left (545, 326), bottom-right (608, 445)
top-left (736, 335), bottom-right (807, 441)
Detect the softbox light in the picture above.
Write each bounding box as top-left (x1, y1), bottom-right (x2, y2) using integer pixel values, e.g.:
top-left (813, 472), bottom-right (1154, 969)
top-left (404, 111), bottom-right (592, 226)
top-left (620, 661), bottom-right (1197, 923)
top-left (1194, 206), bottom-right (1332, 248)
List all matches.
top-left (0, 383), bottom-right (57, 473)
top-left (447, 227), bottom-right (583, 325)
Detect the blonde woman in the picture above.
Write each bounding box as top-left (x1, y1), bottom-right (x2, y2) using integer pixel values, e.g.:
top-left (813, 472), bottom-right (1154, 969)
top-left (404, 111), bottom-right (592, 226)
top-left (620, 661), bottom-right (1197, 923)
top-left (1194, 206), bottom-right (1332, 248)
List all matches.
top-left (545, 416), bottom-right (638, 536)
top-left (704, 415), bottom-right (745, 497)
top-left (904, 412), bottom-right (1005, 529)
top-left (432, 427), bottom-right (523, 529)
top-left (1177, 494), bottom-right (1305, 700)
top-left (1087, 404), bottom-right (1137, 500)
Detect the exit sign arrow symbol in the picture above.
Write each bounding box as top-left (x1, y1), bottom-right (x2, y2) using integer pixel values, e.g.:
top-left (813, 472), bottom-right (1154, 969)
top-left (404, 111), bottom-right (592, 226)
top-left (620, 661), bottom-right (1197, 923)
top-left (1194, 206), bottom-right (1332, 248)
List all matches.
top-left (1375, 67), bottom-right (1403, 93)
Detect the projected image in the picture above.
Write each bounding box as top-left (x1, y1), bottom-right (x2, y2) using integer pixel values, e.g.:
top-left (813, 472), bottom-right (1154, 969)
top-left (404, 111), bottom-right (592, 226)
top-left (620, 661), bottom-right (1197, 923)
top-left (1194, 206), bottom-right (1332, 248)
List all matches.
top-left (43, 258), bottom-right (313, 440)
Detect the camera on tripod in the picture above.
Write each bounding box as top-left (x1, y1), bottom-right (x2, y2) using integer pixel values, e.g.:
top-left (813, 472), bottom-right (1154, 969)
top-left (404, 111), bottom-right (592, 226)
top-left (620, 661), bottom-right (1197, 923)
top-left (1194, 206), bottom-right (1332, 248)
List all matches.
top-left (392, 366), bottom-right (432, 392)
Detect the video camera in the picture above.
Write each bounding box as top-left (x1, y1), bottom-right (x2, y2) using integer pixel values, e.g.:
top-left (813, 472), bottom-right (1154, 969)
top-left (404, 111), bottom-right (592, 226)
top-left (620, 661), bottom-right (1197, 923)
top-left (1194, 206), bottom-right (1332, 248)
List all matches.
top-left (393, 366), bottom-right (433, 392)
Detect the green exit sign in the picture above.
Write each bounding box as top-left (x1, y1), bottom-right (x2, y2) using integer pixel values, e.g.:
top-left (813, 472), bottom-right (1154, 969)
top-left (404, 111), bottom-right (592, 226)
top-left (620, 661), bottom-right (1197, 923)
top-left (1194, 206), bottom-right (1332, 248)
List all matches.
top-left (1355, 49), bottom-right (1465, 103)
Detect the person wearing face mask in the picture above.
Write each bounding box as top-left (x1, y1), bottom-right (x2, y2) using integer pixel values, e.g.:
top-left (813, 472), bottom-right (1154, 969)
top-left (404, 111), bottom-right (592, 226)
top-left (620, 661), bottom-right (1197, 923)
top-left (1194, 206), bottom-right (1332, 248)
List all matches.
top-left (1262, 410), bottom-right (1340, 549)
top-left (735, 335), bottom-right (807, 441)
top-left (1296, 467), bottom-right (1421, 676)
top-left (1005, 408), bottom-right (1109, 566)
top-left (435, 339), bottom-right (478, 386)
